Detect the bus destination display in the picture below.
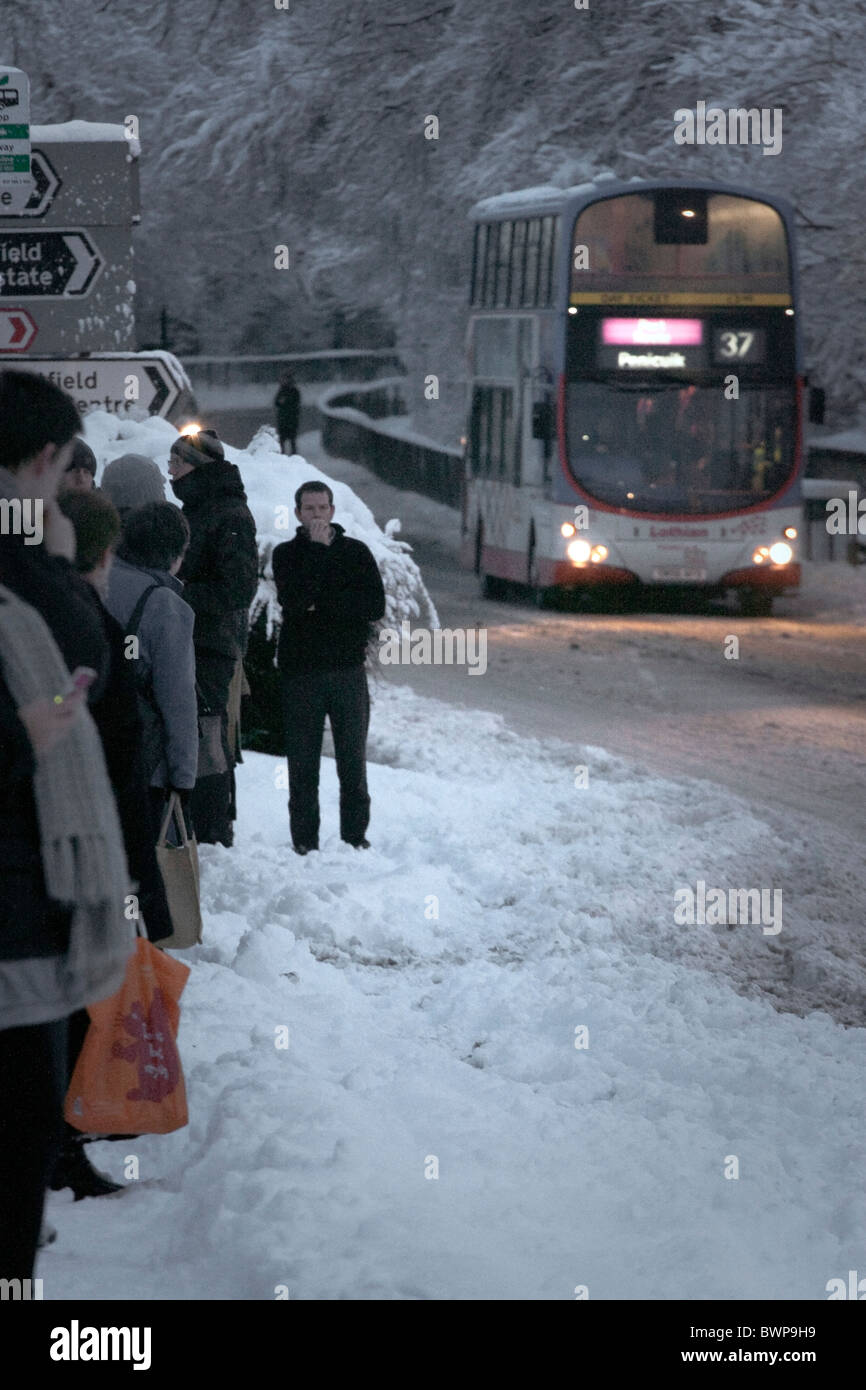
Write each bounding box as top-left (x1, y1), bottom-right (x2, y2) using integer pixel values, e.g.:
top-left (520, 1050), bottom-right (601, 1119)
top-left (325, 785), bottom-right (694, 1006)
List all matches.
top-left (595, 318), bottom-right (768, 370)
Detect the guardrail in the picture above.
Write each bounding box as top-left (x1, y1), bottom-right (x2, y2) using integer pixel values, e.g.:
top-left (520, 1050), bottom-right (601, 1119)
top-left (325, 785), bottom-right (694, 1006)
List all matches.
top-left (180, 350), bottom-right (405, 392)
top-left (319, 379), bottom-right (464, 508)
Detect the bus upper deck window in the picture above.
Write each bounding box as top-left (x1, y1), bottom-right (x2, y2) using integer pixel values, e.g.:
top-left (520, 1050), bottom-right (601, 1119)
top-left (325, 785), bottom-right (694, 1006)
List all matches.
top-left (654, 190), bottom-right (708, 244)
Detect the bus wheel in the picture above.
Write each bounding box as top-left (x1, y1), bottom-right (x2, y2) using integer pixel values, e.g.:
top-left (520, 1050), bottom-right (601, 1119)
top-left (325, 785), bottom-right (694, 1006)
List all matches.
top-left (738, 589), bottom-right (773, 617)
top-left (480, 567), bottom-right (506, 600)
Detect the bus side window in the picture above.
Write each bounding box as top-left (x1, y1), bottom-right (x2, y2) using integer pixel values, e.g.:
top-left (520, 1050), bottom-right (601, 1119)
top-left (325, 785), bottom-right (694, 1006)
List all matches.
top-left (523, 220), bottom-right (541, 307)
top-left (511, 221), bottom-right (527, 307)
top-left (469, 388), bottom-right (485, 476)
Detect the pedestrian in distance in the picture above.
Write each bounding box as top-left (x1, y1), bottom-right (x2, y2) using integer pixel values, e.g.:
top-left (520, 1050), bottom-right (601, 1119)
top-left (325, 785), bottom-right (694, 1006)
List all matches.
top-left (272, 481), bottom-right (386, 854)
top-left (168, 427), bottom-right (258, 847)
top-left (274, 370), bottom-right (301, 456)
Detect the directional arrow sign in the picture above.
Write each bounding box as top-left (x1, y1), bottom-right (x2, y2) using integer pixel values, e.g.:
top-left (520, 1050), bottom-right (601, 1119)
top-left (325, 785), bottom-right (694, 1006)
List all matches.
top-left (0, 229), bottom-right (102, 297)
top-left (0, 307), bottom-right (37, 350)
top-left (0, 150), bottom-right (61, 217)
top-left (9, 355), bottom-right (183, 418)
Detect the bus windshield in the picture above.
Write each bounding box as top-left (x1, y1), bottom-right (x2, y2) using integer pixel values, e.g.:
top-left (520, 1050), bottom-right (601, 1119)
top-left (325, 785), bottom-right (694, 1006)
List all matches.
top-left (565, 382), bottom-right (795, 516)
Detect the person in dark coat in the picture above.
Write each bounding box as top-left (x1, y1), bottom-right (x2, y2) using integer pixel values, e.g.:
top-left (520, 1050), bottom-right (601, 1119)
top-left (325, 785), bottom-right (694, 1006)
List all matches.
top-left (52, 486), bottom-right (179, 1200)
top-left (274, 371), bottom-right (301, 456)
top-left (0, 371), bottom-right (134, 1272)
top-left (272, 481), bottom-right (385, 853)
top-left (59, 490), bottom-right (176, 942)
top-left (168, 427), bottom-right (258, 846)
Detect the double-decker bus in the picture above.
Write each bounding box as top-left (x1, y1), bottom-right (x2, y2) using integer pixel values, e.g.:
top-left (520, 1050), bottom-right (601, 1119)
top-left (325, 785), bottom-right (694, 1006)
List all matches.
top-left (460, 177), bottom-right (805, 615)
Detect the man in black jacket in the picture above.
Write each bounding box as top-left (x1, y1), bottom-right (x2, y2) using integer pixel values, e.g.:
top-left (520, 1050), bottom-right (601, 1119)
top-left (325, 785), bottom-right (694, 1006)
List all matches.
top-left (168, 427), bottom-right (258, 846)
top-left (273, 481), bottom-right (385, 853)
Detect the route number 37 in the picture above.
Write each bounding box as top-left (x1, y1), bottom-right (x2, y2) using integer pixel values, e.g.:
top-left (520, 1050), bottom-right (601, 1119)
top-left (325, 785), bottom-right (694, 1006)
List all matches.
top-left (718, 330), bottom-right (754, 358)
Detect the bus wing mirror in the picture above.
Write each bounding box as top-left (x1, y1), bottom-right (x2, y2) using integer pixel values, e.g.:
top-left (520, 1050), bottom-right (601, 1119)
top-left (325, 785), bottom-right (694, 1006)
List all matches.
top-left (532, 399), bottom-right (552, 440)
top-left (808, 386), bottom-right (825, 426)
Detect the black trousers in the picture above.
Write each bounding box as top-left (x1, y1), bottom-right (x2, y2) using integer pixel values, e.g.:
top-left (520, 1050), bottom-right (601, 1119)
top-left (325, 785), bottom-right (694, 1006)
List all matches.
top-left (0, 1017), bottom-right (68, 1280)
top-left (191, 650), bottom-right (237, 847)
top-left (278, 431), bottom-right (297, 456)
top-left (282, 666), bottom-right (371, 848)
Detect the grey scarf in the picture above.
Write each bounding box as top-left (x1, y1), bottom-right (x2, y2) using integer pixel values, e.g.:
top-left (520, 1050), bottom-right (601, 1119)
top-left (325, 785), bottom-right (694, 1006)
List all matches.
top-left (0, 583), bottom-right (135, 1027)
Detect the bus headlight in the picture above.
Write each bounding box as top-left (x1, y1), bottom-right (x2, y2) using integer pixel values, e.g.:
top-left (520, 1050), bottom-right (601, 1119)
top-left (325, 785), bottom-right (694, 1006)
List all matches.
top-left (567, 538), bottom-right (592, 563)
top-left (752, 547), bottom-right (769, 564)
top-left (783, 526), bottom-right (797, 539)
top-left (590, 545), bottom-right (608, 563)
top-left (769, 541), bottom-right (793, 565)
top-left (561, 522), bottom-right (576, 537)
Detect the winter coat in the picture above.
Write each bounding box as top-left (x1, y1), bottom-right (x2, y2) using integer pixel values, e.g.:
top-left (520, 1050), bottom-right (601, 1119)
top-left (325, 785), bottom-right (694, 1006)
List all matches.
top-left (272, 523), bottom-right (386, 673)
top-left (79, 585), bottom-right (174, 943)
top-left (274, 383), bottom-right (300, 431)
top-left (0, 650), bottom-right (72, 964)
top-left (105, 558), bottom-right (198, 790)
top-left (171, 461), bottom-right (258, 660)
top-left (0, 497), bottom-right (111, 706)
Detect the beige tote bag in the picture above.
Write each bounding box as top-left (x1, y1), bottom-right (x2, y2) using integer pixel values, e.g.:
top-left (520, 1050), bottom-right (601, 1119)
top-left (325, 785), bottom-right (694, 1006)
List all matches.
top-left (156, 793), bottom-right (203, 949)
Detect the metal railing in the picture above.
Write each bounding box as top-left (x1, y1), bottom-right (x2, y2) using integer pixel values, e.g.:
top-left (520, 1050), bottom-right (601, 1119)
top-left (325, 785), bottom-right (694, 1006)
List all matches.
top-left (320, 379), bottom-right (463, 508)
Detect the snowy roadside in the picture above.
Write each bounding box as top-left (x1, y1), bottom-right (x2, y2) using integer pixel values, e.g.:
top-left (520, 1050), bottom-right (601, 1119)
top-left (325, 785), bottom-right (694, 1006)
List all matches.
top-left (82, 412), bottom-right (439, 632)
top-left (43, 682), bottom-right (866, 1301)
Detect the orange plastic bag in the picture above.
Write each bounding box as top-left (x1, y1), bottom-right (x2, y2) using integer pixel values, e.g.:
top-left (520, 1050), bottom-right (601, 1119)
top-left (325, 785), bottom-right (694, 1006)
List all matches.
top-left (65, 937), bottom-right (191, 1135)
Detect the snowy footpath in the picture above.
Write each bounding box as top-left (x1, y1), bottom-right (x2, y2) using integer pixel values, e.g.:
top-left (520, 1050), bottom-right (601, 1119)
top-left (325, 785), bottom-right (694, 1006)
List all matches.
top-left (44, 684), bottom-right (865, 1301)
top-left (43, 412), bottom-right (864, 1301)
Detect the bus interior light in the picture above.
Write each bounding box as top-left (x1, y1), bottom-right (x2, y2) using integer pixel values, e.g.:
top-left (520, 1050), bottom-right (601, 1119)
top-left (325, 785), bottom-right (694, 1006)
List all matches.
top-left (769, 541), bottom-right (793, 565)
top-left (561, 522), bottom-right (576, 537)
top-left (785, 308), bottom-right (794, 316)
top-left (567, 538), bottom-right (592, 564)
top-left (681, 209), bottom-right (696, 218)
top-left (783, 526), bottom-right (797, 539)
top-left (568, 306), bottom-right (578, 315)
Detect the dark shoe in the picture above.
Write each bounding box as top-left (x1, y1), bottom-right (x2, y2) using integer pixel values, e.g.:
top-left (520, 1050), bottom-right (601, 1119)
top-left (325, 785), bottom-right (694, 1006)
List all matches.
top-left (49, 1140), bottom-right (124, 1201)
top-left (347, 838), bottom-right (371, 849)
top-left (293, 844), bottom-right (318, 856)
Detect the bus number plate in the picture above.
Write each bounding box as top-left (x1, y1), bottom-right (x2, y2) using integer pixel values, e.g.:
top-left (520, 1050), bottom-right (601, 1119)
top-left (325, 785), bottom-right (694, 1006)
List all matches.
top-left (652, 565), bottom-right (707, 582)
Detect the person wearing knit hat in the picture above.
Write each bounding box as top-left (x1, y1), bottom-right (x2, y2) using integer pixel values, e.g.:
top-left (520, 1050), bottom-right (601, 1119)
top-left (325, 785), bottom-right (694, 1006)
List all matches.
top-left (169, 426), bottom-right (225, 472)
top-left (168, 426), bottom-right (258, 846)
top-left (100, 453), bottom-right (166, 521)
top-left (59, 438), bottom-right (97, 495)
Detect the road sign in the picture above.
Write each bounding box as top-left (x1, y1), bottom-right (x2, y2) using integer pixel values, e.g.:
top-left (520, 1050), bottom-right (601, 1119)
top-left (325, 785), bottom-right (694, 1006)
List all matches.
top-left (0, 150), bottom-right (61, 217)
top-left (8, 353), bottom-right (185, 417)
top-left (0, 307), bottom-right (37, 350)
top-left (0, 68), bottom-right (30, 189)
top-left (0, 229), bottom-right (102, 297)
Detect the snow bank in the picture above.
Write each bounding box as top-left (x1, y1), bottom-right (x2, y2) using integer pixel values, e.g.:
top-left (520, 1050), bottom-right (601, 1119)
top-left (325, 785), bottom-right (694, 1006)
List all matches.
top-left (81, 411), bottom-right (438, 633)
top-left (43, 683), bottom-right (866, 1300)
